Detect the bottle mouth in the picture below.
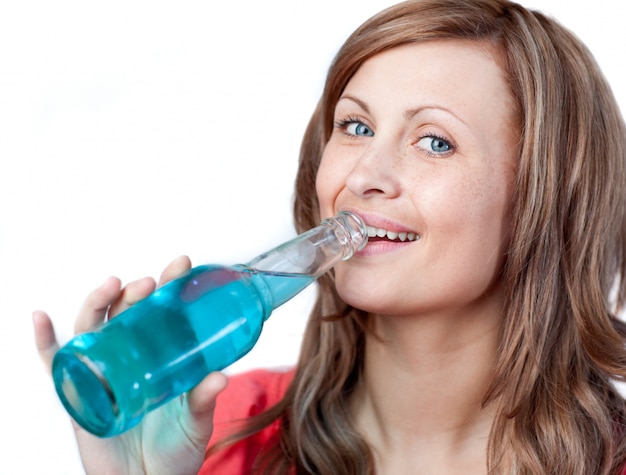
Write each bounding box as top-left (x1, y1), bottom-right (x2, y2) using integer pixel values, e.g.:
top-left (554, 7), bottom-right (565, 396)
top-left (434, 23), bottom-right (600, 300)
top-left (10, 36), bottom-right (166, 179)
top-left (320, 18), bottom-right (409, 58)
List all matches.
top-left (333, 211), bottom-right (368, 258)
top-left (52, 350), bottom-right (118, 437)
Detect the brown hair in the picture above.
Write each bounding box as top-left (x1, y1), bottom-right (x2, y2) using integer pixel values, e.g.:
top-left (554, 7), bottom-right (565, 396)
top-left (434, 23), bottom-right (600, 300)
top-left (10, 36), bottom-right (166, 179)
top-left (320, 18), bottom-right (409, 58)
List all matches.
top-left (211, 1), bottom-right (626, 473)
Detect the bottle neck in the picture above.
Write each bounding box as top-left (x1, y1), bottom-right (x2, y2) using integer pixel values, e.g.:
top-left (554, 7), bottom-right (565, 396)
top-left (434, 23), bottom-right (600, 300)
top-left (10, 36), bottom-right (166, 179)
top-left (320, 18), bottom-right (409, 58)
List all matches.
top-left (242, 211), bottom-right (367, 317)
top-left (246, 211), bottom-right (367, 277)
top-left (246, 269), bottom-right (315, 318)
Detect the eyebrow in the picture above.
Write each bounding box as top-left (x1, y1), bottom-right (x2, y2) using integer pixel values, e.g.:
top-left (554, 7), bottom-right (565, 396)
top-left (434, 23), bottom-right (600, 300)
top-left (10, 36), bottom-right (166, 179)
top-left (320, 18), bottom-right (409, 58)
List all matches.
top-left (337, 94), bottom-right (469, 127)
top-left (338, 95), bottom-right (371, 114)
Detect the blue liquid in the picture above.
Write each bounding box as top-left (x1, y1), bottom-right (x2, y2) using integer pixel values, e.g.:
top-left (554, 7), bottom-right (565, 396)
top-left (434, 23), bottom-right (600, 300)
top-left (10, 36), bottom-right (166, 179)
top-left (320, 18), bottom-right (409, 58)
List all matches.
top-left (52, 265), bottom-right (314, 437)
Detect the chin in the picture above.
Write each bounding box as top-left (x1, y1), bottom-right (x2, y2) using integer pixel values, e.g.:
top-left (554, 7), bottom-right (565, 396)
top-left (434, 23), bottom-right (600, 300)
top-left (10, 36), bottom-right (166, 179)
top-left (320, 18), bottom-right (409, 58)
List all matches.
top-left (335, 287), bottom-right (385, 315)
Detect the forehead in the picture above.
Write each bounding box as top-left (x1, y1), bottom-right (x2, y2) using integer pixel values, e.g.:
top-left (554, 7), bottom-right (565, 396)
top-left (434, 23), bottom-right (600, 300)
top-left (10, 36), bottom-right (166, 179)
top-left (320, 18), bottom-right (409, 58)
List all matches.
top-left (341, 39), bottom-right (516, 127)
top-left (349, 39), bottom-right (507, 89)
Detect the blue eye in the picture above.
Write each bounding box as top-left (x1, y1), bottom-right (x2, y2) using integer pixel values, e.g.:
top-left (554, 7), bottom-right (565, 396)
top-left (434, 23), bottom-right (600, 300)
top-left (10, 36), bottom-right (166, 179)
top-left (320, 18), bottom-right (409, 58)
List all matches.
top-left (345, 121), bottom-right (374, 137)
top-left (416, 135), bottom-right (453, 155)
top-left (333, 116), bottom-right (375, 138)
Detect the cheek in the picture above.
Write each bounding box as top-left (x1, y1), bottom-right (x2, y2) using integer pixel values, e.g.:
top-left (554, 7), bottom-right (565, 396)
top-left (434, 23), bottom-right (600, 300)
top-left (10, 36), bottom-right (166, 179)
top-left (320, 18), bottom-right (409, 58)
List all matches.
top-left (461, 173), bottom-right (514, 268)
top-left (433, 166), bottom-right (513, 261)
top-left (315, 150), bottom-right (341, 216)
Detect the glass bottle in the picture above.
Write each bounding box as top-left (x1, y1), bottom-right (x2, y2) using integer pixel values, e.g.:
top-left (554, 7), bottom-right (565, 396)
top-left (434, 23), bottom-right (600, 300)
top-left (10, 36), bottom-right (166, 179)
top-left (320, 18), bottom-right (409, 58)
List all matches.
top-left (52, 211), bottom-right (367, 437)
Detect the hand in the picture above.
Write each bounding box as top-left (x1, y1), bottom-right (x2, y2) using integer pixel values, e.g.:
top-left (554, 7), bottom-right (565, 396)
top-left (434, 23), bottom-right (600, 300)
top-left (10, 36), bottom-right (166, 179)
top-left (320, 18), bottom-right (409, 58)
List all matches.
top-left (33, 256), bottom-right (229, 475)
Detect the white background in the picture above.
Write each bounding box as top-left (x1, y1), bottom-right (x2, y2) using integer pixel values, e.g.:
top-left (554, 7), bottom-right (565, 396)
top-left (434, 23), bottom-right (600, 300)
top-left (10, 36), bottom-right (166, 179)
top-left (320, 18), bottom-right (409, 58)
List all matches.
top-left (0, 1), bottom-right (624, 473)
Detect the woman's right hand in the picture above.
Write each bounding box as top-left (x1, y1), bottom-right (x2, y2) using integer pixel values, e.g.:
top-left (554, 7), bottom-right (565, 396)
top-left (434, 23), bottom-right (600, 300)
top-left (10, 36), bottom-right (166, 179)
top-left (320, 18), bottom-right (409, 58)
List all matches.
top-left (33, 256), bottom-right (229, 475)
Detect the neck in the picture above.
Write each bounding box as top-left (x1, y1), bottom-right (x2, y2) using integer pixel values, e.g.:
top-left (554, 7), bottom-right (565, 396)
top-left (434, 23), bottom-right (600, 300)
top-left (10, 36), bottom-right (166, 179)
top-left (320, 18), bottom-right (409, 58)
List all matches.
top-left (351, 290), bottom-right (503, 473)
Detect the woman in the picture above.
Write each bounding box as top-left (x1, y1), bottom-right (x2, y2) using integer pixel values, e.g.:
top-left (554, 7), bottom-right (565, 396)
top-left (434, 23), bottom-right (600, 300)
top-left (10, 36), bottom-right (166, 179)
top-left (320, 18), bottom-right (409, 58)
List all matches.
top-left (34, 0), bottom-right (626, 473)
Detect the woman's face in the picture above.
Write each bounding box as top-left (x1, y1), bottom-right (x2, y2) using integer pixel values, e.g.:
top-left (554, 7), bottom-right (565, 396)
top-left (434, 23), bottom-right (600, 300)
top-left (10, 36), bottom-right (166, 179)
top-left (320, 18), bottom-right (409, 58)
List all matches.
top-left (316, 40), bottom-right (519, 318)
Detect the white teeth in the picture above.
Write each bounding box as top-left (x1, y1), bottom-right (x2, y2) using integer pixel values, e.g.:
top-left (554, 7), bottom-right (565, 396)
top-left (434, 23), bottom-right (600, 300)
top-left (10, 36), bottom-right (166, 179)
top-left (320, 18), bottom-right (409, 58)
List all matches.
top-left (366, 226), bottom-right (419, 242)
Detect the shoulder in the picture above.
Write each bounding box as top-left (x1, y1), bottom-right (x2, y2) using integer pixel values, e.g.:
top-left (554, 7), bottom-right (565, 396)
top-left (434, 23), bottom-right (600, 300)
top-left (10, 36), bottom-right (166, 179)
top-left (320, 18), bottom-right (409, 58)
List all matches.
top-left (213, 367), bottom-right (295, 422)
top-left (198, 368), bottom-right (294, 474)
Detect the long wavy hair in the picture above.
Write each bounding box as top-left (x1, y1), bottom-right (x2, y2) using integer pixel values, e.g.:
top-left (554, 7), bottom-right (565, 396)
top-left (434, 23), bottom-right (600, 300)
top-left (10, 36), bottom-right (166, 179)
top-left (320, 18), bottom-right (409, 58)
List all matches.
top-left (211, 1), bottom-right (626, 473)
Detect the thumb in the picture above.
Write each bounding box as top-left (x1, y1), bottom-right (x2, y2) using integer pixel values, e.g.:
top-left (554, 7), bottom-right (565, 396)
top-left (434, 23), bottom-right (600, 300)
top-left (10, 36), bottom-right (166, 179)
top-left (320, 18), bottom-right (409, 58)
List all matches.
top-left (178, 372), bottom-right (229, 447)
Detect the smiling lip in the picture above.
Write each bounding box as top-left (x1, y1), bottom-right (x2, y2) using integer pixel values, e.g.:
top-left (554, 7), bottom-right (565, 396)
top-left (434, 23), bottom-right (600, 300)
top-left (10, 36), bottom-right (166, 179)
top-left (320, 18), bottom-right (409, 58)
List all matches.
top-left (343, 210), bottom-right (420, 255)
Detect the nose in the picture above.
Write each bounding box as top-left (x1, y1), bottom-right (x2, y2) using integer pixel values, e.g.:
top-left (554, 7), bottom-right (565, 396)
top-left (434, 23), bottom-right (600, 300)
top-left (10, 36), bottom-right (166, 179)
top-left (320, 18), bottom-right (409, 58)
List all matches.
top-left (345, 141), bottom-right (402, 199)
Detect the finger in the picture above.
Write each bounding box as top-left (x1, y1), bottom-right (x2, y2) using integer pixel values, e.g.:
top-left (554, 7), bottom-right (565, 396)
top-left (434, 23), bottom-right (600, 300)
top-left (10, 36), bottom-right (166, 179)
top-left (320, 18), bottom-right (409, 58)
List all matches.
top-left (107, 276), bottom-right (156, 319)
top-left (74, 276), bottom-right (122, 334)
top-left (178, 372), bottom-right (229, 447)
top-left (158, 255), bottom-right (192, 287)
top-left (32, 310), bottom-right (59, 372)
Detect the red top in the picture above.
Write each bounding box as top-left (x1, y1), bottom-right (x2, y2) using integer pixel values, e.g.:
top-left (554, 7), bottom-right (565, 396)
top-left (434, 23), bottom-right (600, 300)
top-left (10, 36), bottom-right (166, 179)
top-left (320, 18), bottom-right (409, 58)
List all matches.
top-left (198, 368), bottom-right (294, 474)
